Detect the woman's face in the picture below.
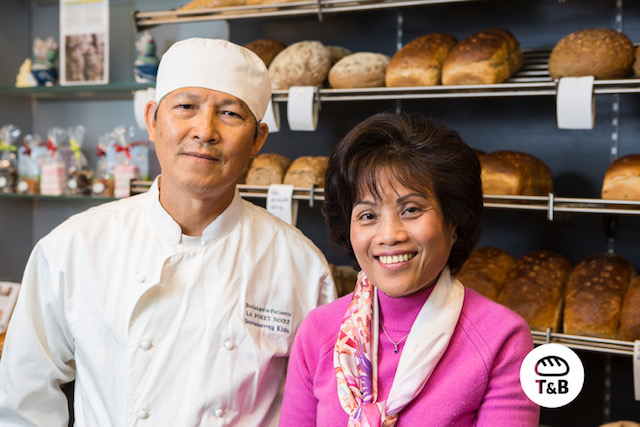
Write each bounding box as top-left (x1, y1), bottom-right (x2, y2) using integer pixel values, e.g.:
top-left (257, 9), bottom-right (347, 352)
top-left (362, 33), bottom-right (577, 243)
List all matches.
top-left (349, 167), bottom-right (457, 298)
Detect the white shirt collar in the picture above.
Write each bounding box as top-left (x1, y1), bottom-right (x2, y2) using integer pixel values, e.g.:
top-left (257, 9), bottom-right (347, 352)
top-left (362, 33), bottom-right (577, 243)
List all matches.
top-left (145, 177), bottom-right (244, 246)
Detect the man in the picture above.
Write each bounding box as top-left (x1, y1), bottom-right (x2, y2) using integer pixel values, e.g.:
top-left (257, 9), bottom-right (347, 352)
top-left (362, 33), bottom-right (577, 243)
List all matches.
top-left (0, 38), bottom-right (335, 426)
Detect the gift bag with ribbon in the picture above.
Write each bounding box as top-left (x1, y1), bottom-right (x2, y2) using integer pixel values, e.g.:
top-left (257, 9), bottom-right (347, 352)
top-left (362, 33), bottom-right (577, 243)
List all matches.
top-left (0, 125), bottom-right (21, 194)
top-left (17, 134), bottom-right (45, 195)
top-left (66, 125), bottom-right (93, 196)
top-left (40, 127), bottom-right (68, 196)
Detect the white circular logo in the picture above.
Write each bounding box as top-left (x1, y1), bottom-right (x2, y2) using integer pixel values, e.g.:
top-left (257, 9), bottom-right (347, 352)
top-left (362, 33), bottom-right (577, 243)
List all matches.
top-left (519, 343), bottom-right (584, 408)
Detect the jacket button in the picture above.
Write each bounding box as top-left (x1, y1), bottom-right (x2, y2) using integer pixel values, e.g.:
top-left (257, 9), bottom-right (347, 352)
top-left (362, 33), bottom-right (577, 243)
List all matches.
top-left (223, 340), bottom-right (235, 351)
top-left (140, 340), bottom-right (152, 350)
top-left (135, 272), bottom-right (146, 283)
top-left (214, 408), bottom-right (225, 418)
top-left (137, 409), bottom-right (150, 419)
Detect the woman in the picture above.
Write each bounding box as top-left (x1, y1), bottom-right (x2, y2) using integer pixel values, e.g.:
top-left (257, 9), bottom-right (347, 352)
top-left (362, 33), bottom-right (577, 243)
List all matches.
top-left (280, 112), bottom-right (539, 426)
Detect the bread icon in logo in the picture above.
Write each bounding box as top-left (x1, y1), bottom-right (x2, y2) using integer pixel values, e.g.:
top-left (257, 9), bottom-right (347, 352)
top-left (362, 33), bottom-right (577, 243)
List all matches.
top-left (535, 355), bottom-right (570, 376)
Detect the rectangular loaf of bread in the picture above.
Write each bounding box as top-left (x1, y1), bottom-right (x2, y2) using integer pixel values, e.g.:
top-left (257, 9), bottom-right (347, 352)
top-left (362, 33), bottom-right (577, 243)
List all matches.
top-left (442, 28), bottom-right (524, 85)
top-left (563, 252), bottom-right (635, 339)
top-left (601, 153), bottom-right (640, 201)
top-left (499, 249), bottom-right (572, 332)
top-left (480, 150), bottom-right (553, 196)
top-left (455, 246), bottom-right (515, 301)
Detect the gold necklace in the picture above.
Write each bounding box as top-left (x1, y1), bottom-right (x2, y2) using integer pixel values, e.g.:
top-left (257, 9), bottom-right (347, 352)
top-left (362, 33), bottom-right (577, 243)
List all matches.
top-left (379, 320), bottom-right (409, 354)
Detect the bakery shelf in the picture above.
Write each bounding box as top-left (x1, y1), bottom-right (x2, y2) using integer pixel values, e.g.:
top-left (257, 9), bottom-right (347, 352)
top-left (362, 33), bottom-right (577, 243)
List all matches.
top-left (133, 0), bottom-right (480, 29)
top-left (0, 82), bottom-right (153, 100)
top-left (130, 181), bottom-right (640, 217)
top-left (0, 192), bottom-right (115, 202)
top-left (531, 330), bottom-right (636, 357)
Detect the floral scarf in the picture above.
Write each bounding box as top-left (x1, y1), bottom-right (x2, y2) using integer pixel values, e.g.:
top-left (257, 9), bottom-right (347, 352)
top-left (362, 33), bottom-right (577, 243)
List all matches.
top-left (333, 267), bottom-right (464, 426)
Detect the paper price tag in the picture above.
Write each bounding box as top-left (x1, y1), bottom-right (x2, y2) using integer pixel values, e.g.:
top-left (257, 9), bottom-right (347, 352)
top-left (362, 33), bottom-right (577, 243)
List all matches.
top-left (634, 340), bottom-right (640, 401)
top-left (267, 184), bottom-right (298, 226)
top-left (556, 76), bottom-right (595, 130)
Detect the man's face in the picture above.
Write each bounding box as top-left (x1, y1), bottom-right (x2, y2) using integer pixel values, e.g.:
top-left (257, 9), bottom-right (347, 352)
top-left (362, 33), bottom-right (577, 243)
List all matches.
top-left (146, 87), bottom-right (267, 199)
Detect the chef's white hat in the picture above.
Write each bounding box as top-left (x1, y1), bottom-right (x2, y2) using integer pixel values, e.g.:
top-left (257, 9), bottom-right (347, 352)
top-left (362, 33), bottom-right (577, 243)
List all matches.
top-left (154, 38), bottom-right (272, 121)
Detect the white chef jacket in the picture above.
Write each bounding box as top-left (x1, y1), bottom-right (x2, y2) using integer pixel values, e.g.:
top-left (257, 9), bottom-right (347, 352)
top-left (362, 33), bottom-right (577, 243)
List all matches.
top-left (0, 179), bottom-right (336, 426)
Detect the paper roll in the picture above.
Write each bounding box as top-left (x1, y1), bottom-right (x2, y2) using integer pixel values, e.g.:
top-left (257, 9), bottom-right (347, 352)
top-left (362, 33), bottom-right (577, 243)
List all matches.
top-left (262, 100), bottom-right (280, 133)
top-left (133, 88), bottom-right (156, 130)
top-left (287, 86), bottom-right (318, 131)
top-left (556, 76), bottom-right (595, 130)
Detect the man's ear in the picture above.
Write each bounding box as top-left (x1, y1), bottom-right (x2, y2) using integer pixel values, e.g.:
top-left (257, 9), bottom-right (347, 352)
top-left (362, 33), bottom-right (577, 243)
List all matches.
top-left (145, 101), bottom-right (158, 143)
top-left (250, 122), bottom-right (269, 158)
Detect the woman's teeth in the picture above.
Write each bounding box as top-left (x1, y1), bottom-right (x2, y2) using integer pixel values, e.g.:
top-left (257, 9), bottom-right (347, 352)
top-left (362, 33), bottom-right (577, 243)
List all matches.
top-left (378, 254), bottom-right (414, 264)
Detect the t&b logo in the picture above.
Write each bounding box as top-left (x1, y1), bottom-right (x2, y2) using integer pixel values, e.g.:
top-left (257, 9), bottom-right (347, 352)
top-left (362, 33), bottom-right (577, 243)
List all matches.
top-left (520, 343), bottom-right (585, 408)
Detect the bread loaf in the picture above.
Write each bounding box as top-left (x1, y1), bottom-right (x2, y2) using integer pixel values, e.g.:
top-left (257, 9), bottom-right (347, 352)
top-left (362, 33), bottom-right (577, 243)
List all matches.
top-left (480, 150), bottom-right (553, 196)
top-left (620, 276), bottom-right (640, 341)
top-left (328, 52), bottom-right (390, 89)
top-left (327, 45), bottom-right (352, 65)
top-left (634, 46), bottom-right (640, 77)
top-left (283, 156), bottom-right (328, 188)
top-left (563, 252), bottom-right (635, 339)
top-left (548, 28), bottom-right (634, 80)
top-left (268, 41), bottom-right (331, 90)
top-left (499, 250), bottom-right (572, 332)
top-left (244, 39), bottom-right (286, 67)
top-left (455, 246), bottom-right (515, 301)
top-left (441, 28), bottom-right (523, 85)
top-left (331, 264), bottom-right (358, 297)
top-left (245, 153), bottom-right (292, 185)
top-left (601, 154), bottom-right (640, 201)
top-left (385, 33), bottom-right (458, 87)
top-left (178, 0), bottom-right (245, 9)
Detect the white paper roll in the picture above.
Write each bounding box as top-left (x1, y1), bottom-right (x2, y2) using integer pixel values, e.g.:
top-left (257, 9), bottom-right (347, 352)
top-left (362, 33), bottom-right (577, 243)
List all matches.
top-left (262, 100), bottom-right (280, 133)
top-left (287, 86), bottom-right (318, 131)
top-left (556, 76), bottom-right (595, 130)
top-left (133, 88), bottom-right (156, 130)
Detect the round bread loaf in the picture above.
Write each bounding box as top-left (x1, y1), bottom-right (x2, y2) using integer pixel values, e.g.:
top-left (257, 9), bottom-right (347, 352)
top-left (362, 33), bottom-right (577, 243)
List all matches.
top-left (548, 28), bottom-right (634, 80)
top-left (634, 46), bottom-right (640, 77)
top-left (245, 153), bottom-right (292, 185)
top-left (283, 156), bottom-right (328, 187)
top-left (327, 45), bottom-right (352, 65)
top-left (385, 33), bottom-right (458, 87)
top-left (328, 52), bottom-right (390, 89)
top-left (244, 39), bottom-right (286, 67)
top-left (268, 41), bottom-right (331, 90)
top-left (601, 153), bottom-right (640, 200)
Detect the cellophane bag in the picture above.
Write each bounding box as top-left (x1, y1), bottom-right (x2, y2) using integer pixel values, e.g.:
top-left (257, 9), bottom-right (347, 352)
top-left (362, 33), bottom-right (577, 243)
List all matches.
top-left (40, 127), bottom-right (68, 196)
top-left (0, 125), bottom-right (21, 194)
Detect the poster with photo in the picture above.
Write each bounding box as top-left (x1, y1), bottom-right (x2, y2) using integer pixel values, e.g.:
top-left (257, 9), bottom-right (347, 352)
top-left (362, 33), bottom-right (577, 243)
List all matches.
top-left (0, 282), bottom-right (20, 334)
top-left (59, 0), bottom-right (109, 85)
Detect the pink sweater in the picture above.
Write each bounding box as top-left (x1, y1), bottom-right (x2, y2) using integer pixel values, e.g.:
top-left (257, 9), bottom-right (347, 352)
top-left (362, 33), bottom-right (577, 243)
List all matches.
top-left (280, 286), bottom-right (540, 426)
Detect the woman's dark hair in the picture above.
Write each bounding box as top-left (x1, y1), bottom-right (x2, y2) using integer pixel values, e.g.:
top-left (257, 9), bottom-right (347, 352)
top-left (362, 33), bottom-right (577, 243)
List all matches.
top-left (322, 111), bottom-right (483, 274)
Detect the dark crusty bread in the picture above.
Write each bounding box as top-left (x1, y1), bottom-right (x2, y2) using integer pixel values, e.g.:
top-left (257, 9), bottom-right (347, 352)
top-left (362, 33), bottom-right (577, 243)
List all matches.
top-left (385, 33), bottom-right (458, 87)
top-left (245, 153), bottom-right (292, 185)
top-left (330, 264), bottom-right (358, 297)
top-left (480, 150), bottom-right (553, 196)
top-left (244, 39), bottom-right (287, 67)
top-left (563, 252), bottom-right (635, 339)
top-left (548, 28), bottom-right (634, 80)
top-left (441, 28), bottom-right (524, 85)
top-left (601, 154), bottom-right (640, 201)
top-left (621, 276), bottom-right (640, 341)
top-left (455, 246), bottom-right (516, 301)
top-left (328, 52), bottom-right (390, 89)
top-left (283, 156), bottom-right (329, 188)
top-left (499, 249), bottom-right (572, 332)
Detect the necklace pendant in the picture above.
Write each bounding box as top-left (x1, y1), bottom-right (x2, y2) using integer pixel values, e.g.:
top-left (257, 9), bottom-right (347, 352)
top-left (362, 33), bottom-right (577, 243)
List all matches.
top-left (394, 346), bottom-right (399, 354)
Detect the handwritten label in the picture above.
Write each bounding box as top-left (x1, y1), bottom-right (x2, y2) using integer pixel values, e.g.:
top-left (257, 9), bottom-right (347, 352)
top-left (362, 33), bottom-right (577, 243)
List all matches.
top-left (267, 184), bottom-right (297, 225)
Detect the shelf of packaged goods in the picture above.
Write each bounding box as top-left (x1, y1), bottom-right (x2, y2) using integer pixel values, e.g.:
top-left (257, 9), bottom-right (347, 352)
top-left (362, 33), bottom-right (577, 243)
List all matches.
top-left (133, 0), bottom-right (480, 29)
top-left (531, 330), bottom-right (636, 357)
top-left (0, 82), bottom-right (153, 100)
